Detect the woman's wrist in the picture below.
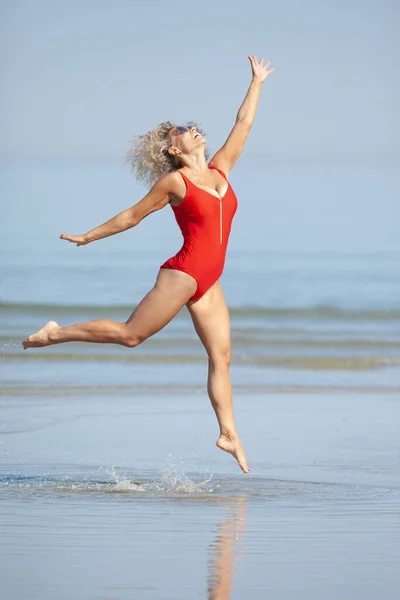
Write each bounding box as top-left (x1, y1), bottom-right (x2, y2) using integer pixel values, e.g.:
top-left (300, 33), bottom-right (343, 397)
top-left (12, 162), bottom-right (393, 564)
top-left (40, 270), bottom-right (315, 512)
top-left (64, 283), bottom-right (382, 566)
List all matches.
top-left (251, 76), bottom-right (264, 86)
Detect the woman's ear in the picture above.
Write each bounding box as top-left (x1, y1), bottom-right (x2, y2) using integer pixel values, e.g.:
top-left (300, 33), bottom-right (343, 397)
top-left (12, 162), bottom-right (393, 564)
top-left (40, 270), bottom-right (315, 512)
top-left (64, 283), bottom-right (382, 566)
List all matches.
top-left (168, 146), bottom-right (181, 157)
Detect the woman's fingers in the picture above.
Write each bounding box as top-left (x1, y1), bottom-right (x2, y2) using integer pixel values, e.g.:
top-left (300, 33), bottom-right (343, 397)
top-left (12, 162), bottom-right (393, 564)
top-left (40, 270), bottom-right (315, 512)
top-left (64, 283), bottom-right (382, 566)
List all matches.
top-left (60, 233), bottom-right (74, 242)
top-left (248, 55), bottom-right (272, 68)
top-left (248, 54), bottom-right (275, 81)
top-left (60, 233), bottom-right (85, 245)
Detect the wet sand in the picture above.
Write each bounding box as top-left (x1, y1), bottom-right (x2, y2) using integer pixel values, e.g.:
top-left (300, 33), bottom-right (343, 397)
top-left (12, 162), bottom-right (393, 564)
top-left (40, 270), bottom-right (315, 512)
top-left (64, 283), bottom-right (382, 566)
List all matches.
top-left (1, 387), bottom-right (399, 599)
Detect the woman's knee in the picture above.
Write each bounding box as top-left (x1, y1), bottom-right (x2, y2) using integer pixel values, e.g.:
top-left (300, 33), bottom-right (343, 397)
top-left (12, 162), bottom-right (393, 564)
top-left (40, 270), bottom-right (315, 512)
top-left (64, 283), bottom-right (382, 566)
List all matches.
top-left (122, 337), bottom-right (139, 348)
top-left (209, 345), bottom-right (232, 368)
top-left (120, 325), bottom-right (145, 348)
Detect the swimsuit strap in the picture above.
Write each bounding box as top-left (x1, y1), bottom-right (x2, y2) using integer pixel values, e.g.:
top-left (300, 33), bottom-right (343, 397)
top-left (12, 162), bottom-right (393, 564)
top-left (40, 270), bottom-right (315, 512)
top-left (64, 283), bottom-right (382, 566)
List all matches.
top-left (177, 170), bottom-right (189, 183)
top-left (208, 164), bottom-right (228, 181)
top-left (176, 170), bottom-right (191, 195)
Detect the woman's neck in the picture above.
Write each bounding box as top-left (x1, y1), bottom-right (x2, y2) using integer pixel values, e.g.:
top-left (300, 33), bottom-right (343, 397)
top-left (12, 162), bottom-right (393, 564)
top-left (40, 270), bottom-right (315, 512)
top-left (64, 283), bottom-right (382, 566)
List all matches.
top-left (179, 150), bottom-right (209, 174)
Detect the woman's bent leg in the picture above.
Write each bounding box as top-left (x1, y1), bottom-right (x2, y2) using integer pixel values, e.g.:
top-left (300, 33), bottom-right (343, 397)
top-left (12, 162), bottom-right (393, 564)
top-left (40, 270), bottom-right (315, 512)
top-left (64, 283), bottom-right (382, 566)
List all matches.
top-left (23, 269), bottom-right (197, 349)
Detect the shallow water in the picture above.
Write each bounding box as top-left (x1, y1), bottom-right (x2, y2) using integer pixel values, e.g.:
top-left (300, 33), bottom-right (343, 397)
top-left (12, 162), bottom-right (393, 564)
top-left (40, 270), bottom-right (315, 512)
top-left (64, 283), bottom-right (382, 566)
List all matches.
top-left (1, 390), bottom-right (399, 600)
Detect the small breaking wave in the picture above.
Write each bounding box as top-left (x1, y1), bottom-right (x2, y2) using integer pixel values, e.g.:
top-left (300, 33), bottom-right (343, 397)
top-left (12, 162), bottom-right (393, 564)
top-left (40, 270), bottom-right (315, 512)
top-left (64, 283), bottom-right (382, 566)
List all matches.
top-left (3, 351), bottom-right (399, 370)
top-left (1, 301), bottom-right (400, 321)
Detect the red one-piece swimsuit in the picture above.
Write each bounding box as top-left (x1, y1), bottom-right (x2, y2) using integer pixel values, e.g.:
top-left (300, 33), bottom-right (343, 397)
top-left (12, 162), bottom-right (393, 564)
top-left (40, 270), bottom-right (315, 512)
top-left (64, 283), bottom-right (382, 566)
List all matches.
top-left (160, 165), bottom-right (238, 301)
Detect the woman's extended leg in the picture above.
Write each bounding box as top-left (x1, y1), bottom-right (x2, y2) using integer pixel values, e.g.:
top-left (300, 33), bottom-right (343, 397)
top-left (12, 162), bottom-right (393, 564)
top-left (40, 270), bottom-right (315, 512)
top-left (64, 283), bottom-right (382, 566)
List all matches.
top-left (22, 269), bottom-right (197, 349)
top-left (187, 281), bottom-right (250, 473)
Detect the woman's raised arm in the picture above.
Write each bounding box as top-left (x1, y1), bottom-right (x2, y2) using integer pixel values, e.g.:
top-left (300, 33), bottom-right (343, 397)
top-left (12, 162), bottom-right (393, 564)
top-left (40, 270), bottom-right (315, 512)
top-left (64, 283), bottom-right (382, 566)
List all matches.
top-left (210, 55), bottom-right (275, 177)
top-left (60, 174), bottom-right (175, 246)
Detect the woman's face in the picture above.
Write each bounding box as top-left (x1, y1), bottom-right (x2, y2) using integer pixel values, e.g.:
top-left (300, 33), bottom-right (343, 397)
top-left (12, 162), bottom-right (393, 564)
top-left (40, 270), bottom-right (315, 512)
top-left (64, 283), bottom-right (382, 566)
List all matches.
top-left (168, 126), bottom-right (206, 157)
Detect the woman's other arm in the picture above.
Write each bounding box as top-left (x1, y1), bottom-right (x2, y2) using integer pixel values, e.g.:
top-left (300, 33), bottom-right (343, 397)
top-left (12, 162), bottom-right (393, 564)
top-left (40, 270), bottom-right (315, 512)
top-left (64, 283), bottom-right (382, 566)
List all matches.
top-left (60, 174), bottom-right (175, 246)
top-left (210, 55), bottom-right (275, 177)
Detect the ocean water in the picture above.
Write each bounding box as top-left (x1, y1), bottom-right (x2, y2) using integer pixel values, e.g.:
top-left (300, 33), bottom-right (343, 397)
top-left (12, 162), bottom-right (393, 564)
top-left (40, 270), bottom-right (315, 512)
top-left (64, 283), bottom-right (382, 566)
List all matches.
top-left (1, 160), bottom-right (400, 599)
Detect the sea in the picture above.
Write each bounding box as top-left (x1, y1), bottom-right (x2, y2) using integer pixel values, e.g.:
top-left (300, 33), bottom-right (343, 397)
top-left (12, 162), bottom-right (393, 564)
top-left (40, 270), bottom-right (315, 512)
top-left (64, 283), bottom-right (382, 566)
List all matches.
top-left (1, 159), bottom-right (399, 599)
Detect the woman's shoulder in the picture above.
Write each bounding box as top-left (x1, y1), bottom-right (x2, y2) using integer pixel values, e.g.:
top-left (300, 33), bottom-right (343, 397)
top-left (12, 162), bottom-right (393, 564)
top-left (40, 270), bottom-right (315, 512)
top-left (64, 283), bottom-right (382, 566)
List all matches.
top-left (158, 170), bottom-right (187, 205)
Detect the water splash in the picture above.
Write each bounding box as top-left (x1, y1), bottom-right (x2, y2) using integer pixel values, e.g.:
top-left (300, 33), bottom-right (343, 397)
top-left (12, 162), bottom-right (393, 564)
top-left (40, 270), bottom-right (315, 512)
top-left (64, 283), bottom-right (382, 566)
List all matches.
top-left (105, 458), bottom-right (214, 495)
top-left (155, 455), bottom-right (213, 494)
top-left (0, 458), bottom-right (214, 497)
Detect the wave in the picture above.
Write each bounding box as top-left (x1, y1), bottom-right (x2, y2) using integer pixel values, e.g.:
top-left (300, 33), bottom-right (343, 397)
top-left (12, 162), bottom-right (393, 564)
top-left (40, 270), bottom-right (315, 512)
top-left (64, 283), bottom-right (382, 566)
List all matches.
top-left (1, 301), bottom-right (400, 321)
top-left (3, 352), bottom-right (400, 370)
top-left (1, 334), bottom-right (399, 349)
top-left (2, 383), bottom-right (400, 396)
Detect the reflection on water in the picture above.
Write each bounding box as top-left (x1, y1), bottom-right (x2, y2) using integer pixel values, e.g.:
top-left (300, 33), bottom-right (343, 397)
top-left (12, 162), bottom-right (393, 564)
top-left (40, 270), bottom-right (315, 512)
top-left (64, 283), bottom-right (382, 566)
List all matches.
top-left (208, 498), bottom-right (247, 600)
top-left (1, 468), bottom-right (399, 600)
top-left (1, 385), bottom-right (400, 599)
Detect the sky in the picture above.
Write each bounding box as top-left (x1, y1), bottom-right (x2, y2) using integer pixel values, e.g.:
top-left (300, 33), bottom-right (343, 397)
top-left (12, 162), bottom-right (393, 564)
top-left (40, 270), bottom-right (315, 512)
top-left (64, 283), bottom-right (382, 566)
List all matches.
top-left (0, 0), bottom-right (399, 253)
top-left (1, 0), bottom-right (399, 164)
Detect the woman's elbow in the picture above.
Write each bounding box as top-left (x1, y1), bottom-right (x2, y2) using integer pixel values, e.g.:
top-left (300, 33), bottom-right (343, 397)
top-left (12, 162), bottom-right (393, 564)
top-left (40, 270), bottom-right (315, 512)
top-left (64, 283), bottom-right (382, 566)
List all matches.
top-left (128, 216), bottom-right (139, 228)
top-left (126, 209), bottom-right (140, 228)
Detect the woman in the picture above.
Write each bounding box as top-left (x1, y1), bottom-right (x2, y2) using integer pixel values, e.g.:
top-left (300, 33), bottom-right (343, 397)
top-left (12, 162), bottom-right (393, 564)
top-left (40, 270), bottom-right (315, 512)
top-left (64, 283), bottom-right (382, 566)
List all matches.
top-left (23, 56), bottom-right (275, 473)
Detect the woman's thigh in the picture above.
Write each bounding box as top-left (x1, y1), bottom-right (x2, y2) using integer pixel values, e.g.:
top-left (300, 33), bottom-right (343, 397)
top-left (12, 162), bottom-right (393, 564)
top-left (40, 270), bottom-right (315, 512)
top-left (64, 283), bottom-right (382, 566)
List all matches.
top-left (186, 281), bottom-right (231, 360)
top-left (124, 269), bottom-right (197, 343)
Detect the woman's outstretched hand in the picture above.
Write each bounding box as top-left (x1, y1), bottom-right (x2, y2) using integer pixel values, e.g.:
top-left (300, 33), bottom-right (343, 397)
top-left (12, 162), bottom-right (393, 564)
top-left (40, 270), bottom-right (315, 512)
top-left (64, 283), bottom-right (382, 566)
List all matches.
top-left (60, 233), bottom-right (89, 246)
top-left (248, 55), bottom-right (275, 82)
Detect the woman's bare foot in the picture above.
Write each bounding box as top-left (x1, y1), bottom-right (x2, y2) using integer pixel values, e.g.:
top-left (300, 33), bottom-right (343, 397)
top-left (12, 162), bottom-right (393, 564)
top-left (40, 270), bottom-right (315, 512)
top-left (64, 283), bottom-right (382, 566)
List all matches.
top-left (22, 321), bottom-right (60, 349)
top-left (216, 433), bottom-right (250, 473)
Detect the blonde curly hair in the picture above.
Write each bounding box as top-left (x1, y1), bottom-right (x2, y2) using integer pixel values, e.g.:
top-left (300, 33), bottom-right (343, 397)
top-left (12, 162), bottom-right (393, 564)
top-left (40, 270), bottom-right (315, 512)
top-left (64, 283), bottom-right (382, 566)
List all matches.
top-left (126, 121), bottom-right (209, 188)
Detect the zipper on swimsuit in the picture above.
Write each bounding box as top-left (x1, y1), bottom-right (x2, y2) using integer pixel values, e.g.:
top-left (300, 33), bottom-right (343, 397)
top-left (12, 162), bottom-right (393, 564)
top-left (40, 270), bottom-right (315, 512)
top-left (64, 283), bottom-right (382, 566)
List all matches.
top-left (219, 198), bottom-right (222, 245)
